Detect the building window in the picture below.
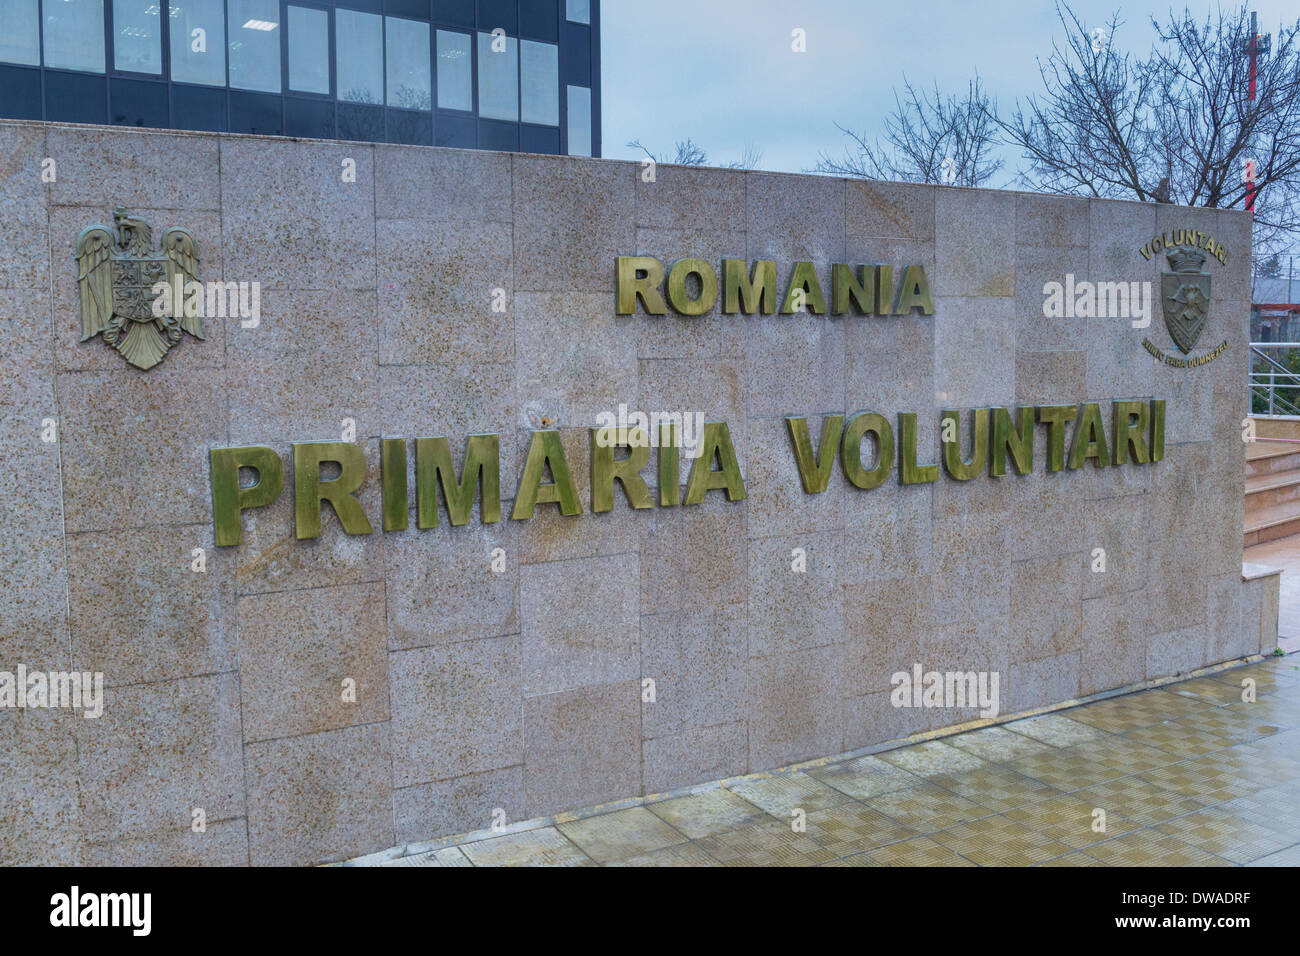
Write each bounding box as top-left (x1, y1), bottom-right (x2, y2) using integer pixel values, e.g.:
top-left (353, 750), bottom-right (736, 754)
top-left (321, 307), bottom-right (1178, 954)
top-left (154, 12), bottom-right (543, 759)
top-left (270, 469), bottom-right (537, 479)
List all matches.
top-left (0, 0), bottom-right (40, 66)
top-left (436, 29), bottom-right (471, 111)
top-left (476, 30), bottom-right (516, 121)
top-left (44, 0), bottom-right (107, 73)
top-left (170, 0), bottom-right (226, 86)
top-left (385, 16), bottom-right (430, 110)
top-left (519, 39), bottom-right (557, 125)
top-left (566, 84), bottom-right (590, 156)
top-left (566, 0), bottom-right (589, 25)
top-left (112, 0), bottom-right (162, 74)
top-left (336, 8), bottom-right (382, 104)
top-left (287, 5), bottom-right (329, 94)
top-left (227, 0), bottom-right (280, 93)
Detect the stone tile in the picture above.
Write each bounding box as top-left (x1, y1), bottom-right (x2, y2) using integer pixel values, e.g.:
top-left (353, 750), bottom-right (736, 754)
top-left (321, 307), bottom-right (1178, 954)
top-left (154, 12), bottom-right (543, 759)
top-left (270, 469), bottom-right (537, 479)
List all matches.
top-left (1007, 652), bottom-right (1083, 715)
top-left (67, 523), bottom-right (235, 685)
top-left (726, 771), bottom-right (853, 817)
top-left (226, 288), bottom-right (380, 445)
top-left (640, 605), bottom-right (745, 739)
top-left (523, 680), bottom-right (641, 817)
top-left (636, 162), bottom-right (746, 232)
top-left (1206, 572), bottom-right (1249, 664)
top-left (842, 572), bottom-right (932, 693)
top-left (459, 826), bottom-right (593, 866)
top-left (1014, 243), bottom-right (1091, 353)
top-left (1081, 495), bottom-right (1149, 599)
top-left (846, 180), bottom-right (934, 240)
top-left (604, 842), bottom-right (721, 866)
top-left (83, 819), bottom-right (249, 866)
top-left (236, 582), bottom-right (390, 743)
top-left (647, 787), bottom-right (767, 839)
top-left (1015, 193), bottom-right (1090, 249)
top-left (46, 126), bottom-right (220, 210)
top-left (557, 806), bottom-right (688, 863)
top-left (640, 497), bottom-right (747, 614)
top-left (57, 364), bottom-right (226, 533)
top-left (933, 187), bottom-right (1016, 298)
top-left (381, 846), bottom-right (472, 866)
top-left (521, 552), bottom-right (638, 697)
top-left (945, 725), bottom-right (1056, 763)
top-left (876, 739), bottom-right (988, 777)
top-left (842, 687), bottom-right (932, 750)
top-left (512, 154), bottom-right (635, 292)
top-left (728, 311), bottom-right (845, 419)
top-left (1007, 712), bottom-right (1110, 747)
top-left (1147, 625), bottom-right (1210, 679)
top-left (389, 637), bottom-right (521, 789)
top-left (384, 519), bottom-right (518, 651)
top-left (1010, 552), bottom-right (1083, 662)
top-left (221, 138), bottom-right (375, 291)
top-left (231, 443), bottom-right (386, 596)
top-left (808, 754), bottom-right (921, 801)
top-left (1088, 198), bottom-right (1157, 285)
top-left (376, 218), bottom-right (513, 366)
top-left (393, 766), bottom-right (525, 843)
top-left (1016, 350), bottom-right (1087, 406)
top-left (747, 531), bottom-right (842, 657)
top-left (748, 644), bottom-right (842, 770)
top-left (0, 528), bottom-right (70, 671)
top-left (0, 125), bottom-right (50, 290)
top-left (930, 509), bottom-right (1012, 622)
top-left (746, 172), bottom-right (845, 264)
top-left (934, 296), bottom-right (1015, 407)
top-left (642, 721), bottom-right (748, 794)
top-left (245, 722), bottom-right (394, 866)
top-left (515, 290), bottom-right (638, 428)
top-left (0, 708), bottom-right (81, 865)
top-left (636, 354), bottom-right (746, 463)
top-left (75, 673), bottom-right (243, 844)
top-left (374, 144), bottom-right (511, 223)
top-left (1079, 590), bottom-right (1147, 696)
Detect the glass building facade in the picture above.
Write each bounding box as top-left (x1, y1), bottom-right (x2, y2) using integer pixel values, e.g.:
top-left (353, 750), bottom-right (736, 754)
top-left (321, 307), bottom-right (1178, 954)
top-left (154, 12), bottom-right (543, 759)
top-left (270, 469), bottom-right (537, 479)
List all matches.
top-left (0, 0), bottom-right (600, 155)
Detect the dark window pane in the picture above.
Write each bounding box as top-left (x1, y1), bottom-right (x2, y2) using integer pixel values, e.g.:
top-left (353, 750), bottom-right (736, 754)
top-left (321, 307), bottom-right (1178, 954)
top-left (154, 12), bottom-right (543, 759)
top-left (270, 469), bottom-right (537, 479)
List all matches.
top-left (0, 65), bottom-right (42, 119)
top-left (476, 30), bottom-right (516, 120)
top-left (45, 71), bottom-right (108, 124)
top-left (337, 8), bottom-right (384, 104)
top-left (436, 30), bottom-right (471, 111)
top-left (342, 0), bottom-right (382, 11)
top-left (386, 16), bottom-right (431, 109)
top-left (44, 0), bottom-right (106, 73)
top-left (384, 0), bottom-right (429, 17)
top-left (285, 95), bottom-right (335, 138)
top-left (171, 0), bottom-right (227, 86)
top-left (0, 0), bottom-right (40, 66)
top-left (519, 0), bottom-right (556, 41)
top-left (111, 77), bottom-right (168, 126)
top-left (520, 39), bottom-right (556, 125)
top-left (228, 89), bottom-right (282, 134)
top-left (477, 0), bottom-right (515, 31)
top-left (520, 123), bottom-right (558, 154)
top-left (172, 82), bottom-right (228, 131)
top-left (113, 0), bottom-right (163, 74)
top-left (564, 21), bottom-right (590, 85)
top-left (386, 108), bottom-right (432, 145)
top-left (435, 109), bottom-right (474, 147)
top-left (478, 118), bottom-right (517, 151)
top-left (338, 102), bottom-right (385, 141)
top-left (433, 0), bottom-right (473, 27)
top-left (228, 0), bottom-right (282, 92)
top-left (566, 83), bottom-right (589, 155)
top-left (288, 5), bottom-right (329, 94)
top-left (565, 0), bottom-right (589, 24)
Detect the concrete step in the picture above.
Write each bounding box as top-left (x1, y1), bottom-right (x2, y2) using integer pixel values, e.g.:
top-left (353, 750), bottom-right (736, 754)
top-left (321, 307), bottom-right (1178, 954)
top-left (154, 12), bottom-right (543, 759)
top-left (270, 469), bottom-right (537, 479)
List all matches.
top-left (1244, 500), bottom-right (1300, 547)
top-left (1245, 442), bottom-right (1300, 477)
top-left (1245, 468), bottom-right (1300, 512)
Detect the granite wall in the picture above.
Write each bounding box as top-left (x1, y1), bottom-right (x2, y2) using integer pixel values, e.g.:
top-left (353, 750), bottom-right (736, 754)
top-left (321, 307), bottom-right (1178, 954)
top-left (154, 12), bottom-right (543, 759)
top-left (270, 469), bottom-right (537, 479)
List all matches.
top-left (0, 119), bottom-right (1273, 865)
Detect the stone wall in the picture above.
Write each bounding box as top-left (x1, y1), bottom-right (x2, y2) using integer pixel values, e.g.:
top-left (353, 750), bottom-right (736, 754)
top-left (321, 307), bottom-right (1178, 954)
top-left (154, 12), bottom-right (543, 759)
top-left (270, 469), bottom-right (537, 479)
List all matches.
top-left (0, 119), bottom-right (1265, 865)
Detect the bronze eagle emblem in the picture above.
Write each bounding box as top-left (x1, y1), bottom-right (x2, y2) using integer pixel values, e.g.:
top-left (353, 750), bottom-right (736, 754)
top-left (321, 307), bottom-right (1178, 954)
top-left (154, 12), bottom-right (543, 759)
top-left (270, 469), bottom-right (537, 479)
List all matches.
top-left (75, 207), bottom-right (203, 370)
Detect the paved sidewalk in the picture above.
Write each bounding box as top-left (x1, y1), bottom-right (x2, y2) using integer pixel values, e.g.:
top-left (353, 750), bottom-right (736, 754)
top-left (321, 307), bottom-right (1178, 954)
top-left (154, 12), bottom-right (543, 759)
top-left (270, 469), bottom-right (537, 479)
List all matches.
top-left (358, 655), bottom-right (1300, 867)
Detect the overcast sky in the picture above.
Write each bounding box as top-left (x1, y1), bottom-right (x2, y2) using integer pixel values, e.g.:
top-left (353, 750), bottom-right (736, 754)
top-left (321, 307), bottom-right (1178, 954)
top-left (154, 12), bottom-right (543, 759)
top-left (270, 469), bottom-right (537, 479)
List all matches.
top-left (600, 0), bottom-right (1298, 181)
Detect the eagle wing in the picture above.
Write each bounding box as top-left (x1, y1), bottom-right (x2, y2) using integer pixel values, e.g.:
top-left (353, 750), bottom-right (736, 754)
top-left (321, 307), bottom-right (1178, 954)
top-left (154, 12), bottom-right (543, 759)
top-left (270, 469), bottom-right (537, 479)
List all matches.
top-left (161, 227), bottom-right (203, 339)
top-left (74, 225), bottom-right (114, 341)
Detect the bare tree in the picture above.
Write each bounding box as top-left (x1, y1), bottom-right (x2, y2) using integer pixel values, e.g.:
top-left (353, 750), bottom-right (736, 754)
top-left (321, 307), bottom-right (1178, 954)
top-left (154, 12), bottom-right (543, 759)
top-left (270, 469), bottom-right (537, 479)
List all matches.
top-left (628, 137), bottom-right (763, 170)
top-left (814, 76), bottom-right (1004, 187)
top-left (996, 2), bottom-right (1300, 251)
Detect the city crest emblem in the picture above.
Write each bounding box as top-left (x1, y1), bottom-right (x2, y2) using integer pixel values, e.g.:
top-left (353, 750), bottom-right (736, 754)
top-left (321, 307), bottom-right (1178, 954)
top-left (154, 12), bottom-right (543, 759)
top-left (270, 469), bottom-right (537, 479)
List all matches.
top-left (1160, 244), bottom-right (1211, 355)
top-left (74, 207), bottom-right (202, 370)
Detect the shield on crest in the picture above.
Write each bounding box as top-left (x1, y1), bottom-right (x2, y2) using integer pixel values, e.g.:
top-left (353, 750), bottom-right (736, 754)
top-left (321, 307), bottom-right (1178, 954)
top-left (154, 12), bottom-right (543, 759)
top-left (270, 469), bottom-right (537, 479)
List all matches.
top-left (1161, 245), bottom-right (1211, 355)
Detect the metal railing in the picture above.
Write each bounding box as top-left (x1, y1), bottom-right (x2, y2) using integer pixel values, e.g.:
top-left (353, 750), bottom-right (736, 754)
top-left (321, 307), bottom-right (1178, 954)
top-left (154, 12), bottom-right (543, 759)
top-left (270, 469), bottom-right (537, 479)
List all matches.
top-left (1250, 342), bottom-right (1300, 416)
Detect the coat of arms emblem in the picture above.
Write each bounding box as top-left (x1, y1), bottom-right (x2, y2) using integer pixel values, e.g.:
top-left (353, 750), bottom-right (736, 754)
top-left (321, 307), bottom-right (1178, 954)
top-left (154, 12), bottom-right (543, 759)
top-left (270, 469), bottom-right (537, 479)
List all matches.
top-left (75, 207), bottom-right (202, 370)
top-left (1160, 244), bottom-right (1211, 355)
